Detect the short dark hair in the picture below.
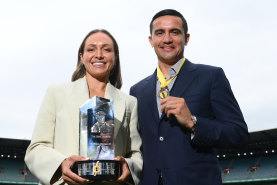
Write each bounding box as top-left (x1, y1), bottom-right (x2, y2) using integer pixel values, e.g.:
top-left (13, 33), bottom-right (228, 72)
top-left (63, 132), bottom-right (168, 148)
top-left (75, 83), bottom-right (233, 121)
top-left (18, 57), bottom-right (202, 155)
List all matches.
top-left (150, 9), bottom-right (188, 35)
top-left (71, 29), bottom-right (122, 89)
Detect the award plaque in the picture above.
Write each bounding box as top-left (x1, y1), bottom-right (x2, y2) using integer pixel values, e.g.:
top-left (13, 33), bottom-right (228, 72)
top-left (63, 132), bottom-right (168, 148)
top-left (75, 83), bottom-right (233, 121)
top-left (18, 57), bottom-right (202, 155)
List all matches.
top-left (72, 96), bottom-right (120, 180)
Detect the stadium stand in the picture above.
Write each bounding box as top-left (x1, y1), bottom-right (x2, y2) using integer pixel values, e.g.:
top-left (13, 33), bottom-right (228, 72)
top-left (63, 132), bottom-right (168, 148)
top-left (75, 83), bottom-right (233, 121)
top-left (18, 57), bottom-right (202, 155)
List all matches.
top-left (217, 128), bottom-right (277, 185)
top-left (0, 138), bottom-right (38, 185)
top-left (0, 128), bottom-right (277, 185)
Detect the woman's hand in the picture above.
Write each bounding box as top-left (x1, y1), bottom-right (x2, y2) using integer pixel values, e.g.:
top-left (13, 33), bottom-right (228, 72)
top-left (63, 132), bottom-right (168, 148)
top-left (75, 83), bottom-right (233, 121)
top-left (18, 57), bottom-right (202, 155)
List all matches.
top-left (114, 156), bottom-right (131, 182)
top-left (61, 155), bottom-right (88, 184)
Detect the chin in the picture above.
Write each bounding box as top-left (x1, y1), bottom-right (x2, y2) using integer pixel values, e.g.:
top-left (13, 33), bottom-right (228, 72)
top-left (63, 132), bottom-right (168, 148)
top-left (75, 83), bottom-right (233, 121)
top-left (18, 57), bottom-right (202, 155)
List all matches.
top-left (94, 72), bottom-right (111, 80)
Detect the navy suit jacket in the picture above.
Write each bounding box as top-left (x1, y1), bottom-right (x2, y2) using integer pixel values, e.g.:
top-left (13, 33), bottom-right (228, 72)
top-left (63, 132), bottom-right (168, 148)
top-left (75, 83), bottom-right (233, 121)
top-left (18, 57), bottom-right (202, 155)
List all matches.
top-left (130, 59), bottom-right (249, 185)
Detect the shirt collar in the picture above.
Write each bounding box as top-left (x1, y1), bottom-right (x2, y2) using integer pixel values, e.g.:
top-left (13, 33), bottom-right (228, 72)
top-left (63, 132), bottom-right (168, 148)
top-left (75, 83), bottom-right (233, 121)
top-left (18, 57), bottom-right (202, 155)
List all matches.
top-left (156, 57), bottom-right (185, 81)
top-left (167, 57), bottom-right (184, 79)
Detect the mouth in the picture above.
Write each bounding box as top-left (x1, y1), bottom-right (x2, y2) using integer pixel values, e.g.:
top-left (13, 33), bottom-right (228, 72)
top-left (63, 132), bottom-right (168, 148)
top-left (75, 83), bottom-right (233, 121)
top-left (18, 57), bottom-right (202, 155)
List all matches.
top-left (91, 61), bottom-right (106, 66)
top-left (160, 46), bottom-right (175, 51)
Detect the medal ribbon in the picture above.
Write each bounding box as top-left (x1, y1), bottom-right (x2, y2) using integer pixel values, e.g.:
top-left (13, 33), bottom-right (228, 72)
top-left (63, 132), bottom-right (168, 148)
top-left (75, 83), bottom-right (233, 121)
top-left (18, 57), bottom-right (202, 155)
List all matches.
top-left (157, 58), bottom-right (186, 88)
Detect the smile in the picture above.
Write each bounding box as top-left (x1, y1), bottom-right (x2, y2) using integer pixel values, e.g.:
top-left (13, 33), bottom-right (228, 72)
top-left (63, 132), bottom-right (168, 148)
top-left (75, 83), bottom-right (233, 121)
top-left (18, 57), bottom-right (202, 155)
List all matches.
top-left (161, 46), bottom-right (174, 51)
top-left (92, 62), bottom-right (106, 66)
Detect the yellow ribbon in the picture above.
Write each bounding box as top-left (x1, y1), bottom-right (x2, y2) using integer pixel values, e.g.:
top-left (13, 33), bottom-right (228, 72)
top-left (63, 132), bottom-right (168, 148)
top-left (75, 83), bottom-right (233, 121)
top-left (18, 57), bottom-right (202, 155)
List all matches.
top-left (93, 161), bottom-right (101, 176)
top-left (157, 58), bottom-right (186, 88)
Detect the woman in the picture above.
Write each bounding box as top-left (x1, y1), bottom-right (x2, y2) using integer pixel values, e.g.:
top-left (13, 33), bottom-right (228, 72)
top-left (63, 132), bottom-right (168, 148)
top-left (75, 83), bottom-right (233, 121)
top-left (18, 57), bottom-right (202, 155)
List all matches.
top-left (25, 29), bottom-right (142, 185)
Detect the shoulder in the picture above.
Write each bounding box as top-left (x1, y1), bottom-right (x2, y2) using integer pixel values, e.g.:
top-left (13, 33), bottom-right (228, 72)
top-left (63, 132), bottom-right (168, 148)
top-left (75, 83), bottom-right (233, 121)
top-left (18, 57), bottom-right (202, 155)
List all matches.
top-left (186, 59), bottom-right (225, 80)
top-left (45, 79), bottom-right (84, 102)
top-left (117, 88), bottom-right (137, 103)
top-left (110, 85), bottom-right (137, 110)
top-left (47, 80), bottom-right (75, 94)
top-left (130, 74), bottom-right (154, 96)
top-left (132, 74), bottom-right (153, 88)
top-left (48, 77), bottom-right (85, 92)
top-left (187, 59), bottom-right (222, 72)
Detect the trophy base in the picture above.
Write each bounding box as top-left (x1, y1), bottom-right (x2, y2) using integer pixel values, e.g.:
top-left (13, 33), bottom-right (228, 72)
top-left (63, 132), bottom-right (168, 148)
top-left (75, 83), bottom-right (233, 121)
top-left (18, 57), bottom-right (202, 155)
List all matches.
top-left (72, 160), bottom-right (120, 181)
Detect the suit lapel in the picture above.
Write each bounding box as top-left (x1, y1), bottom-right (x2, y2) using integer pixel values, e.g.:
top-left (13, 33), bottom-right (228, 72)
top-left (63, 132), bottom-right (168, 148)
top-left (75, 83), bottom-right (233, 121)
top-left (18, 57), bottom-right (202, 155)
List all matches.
top-left (67, 77), bottom-right (90, 146)
top-left (141, 71), bottom-right (160, 123)
top-left (105, 83), bottom-right (125, 139)
top-left (170, 59), bottom-right (197, 97)
top-left (67, 78), bottom-right (124, 150)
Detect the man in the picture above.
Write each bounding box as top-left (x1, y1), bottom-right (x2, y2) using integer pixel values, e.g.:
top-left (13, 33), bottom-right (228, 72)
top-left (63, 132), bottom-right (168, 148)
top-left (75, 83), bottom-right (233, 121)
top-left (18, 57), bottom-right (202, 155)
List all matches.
top-left (130, 9), bottom-right (249, 185)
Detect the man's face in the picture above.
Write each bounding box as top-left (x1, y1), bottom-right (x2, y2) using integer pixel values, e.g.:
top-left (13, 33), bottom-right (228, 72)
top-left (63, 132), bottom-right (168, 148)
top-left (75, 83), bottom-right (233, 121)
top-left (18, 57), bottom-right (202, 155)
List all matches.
top-left (149, 15), bottom-right (189, 65)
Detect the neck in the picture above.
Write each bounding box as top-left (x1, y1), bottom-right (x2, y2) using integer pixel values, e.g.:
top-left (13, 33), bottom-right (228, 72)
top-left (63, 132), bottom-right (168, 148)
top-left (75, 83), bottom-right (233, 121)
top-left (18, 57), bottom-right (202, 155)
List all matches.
top-left (158, 62), bottom-right (173, 79)
top-left (158, 57), bottom-right (183, 78)
top-left (86, 74), bottom-right (108, 98)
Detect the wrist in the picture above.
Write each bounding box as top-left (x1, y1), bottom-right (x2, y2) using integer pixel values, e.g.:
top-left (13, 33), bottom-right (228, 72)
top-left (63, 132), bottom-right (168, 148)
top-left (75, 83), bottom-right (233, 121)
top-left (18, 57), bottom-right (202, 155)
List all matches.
top-left (188, 115), bottom-right (197, 133)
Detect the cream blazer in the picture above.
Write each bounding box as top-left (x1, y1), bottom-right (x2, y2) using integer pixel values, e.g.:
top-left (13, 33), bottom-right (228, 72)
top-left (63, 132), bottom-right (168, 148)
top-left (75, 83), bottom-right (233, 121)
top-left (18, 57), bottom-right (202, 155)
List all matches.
top-left (25, 77), bottom-right (142, 185)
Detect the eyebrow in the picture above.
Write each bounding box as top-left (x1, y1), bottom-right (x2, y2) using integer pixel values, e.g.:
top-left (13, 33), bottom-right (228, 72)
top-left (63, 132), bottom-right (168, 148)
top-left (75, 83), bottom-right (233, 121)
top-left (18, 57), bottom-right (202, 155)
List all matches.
top-left (154, 29), bottom-right (164, 33)
top-left (154, 28), bottom-right (183, 33)
top-left (87, 44), bottom-right (113, 47)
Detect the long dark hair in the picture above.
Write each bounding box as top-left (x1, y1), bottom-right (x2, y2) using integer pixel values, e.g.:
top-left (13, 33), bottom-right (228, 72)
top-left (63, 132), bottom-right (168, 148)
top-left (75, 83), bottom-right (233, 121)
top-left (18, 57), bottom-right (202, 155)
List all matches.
top-left (71, 29), bottom-right (122, 89)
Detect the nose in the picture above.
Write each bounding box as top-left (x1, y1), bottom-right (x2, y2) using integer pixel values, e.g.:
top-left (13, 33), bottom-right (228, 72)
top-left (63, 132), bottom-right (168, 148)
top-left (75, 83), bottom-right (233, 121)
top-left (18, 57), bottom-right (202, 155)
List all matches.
top-left (95, 49), bottom-right (103, 59)
top-left (163, 32), bottom-right (173, 44)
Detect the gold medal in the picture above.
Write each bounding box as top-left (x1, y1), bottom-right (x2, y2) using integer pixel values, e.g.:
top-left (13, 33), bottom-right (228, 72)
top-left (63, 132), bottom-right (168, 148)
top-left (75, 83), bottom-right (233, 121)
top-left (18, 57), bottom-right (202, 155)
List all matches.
top-left (158, 87), bottom-right (169, 99)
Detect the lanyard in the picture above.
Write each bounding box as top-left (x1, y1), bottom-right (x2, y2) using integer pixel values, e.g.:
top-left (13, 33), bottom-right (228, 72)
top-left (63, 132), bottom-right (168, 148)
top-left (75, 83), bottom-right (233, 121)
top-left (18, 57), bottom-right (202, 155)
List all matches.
top-left (157, 58), bottom-right (186, 88)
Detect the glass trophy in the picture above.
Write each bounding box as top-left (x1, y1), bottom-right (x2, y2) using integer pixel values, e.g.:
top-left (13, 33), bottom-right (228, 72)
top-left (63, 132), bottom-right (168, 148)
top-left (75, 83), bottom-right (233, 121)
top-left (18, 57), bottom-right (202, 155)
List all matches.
top-left (72, 96), bottom-right (120, 180)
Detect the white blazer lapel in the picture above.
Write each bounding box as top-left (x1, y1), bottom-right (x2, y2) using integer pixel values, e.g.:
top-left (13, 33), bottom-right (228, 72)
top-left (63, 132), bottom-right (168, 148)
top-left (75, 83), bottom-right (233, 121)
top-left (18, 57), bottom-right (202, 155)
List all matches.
top-left (105, 83), bottom-right (125, 139)
top-left (67, 77), bottom-right (90, 134)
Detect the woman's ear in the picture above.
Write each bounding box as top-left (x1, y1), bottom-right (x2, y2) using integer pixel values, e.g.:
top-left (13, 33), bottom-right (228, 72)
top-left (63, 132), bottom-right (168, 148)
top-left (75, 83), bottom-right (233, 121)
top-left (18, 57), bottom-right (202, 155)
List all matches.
top-left (79, 53), bottom-right (84, 64)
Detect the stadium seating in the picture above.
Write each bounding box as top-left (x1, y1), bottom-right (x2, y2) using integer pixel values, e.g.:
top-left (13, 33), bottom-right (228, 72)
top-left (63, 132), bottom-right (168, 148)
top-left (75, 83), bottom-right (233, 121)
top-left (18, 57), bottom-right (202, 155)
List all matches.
top-left (0, 158), bottom-right (38, 183)
top-left (251, 154), bottom-right (277, 179)
top-left (220, 153), bottom-right (277, 183)
top-left (0, 158), bottom-right (24, 181)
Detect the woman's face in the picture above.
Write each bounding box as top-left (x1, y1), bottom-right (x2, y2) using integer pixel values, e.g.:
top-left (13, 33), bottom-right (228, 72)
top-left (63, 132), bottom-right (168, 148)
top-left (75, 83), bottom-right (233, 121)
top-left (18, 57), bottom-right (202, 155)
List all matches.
top-left (80, 32), bottom-right (116, 81)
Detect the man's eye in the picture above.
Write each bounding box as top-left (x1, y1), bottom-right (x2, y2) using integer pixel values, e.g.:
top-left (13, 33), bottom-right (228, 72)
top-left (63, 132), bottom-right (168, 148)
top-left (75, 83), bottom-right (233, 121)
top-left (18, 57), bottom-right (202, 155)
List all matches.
top-left (104, 48), bottom-right (111, 52)
top-left (156, 31), bottom-right (163, 36)
top-left (172, 30), bottom-right (179, 35)
top-left (88, 48), bottom-right (94, 52)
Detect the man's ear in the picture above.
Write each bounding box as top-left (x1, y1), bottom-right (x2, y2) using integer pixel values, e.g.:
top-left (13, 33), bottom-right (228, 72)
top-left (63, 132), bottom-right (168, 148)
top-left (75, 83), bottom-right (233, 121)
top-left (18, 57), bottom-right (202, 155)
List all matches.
top-left (185, 33), bottom-right (190, 46)
top-left (149, 36), bottom-right (154, 47)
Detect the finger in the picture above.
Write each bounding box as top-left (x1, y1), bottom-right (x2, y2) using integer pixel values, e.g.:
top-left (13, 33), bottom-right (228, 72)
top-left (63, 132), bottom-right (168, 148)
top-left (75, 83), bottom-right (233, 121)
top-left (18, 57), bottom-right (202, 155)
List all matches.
top-left (114, 156), bottom-right (130, 182)
top-left (62, 174), bottom-right (79, 184)
top-left (117, 161), bottom-right (130, 182)
top-left (160, 98), bottom-right (166, 105)
top-left (117, 169), bottom-right (129, 182)
top-left (71, 155), bottom-right (88, 162)
top-left (63, 169), bottom-right (88, 184)
top-left (161, 104), bottom-right (165, 113)
top-left (114, 156), bottom-right (124, 162)
top-left (166, 108), bottom-right (175, 118)
top-left (166, 100), bottom-right (186, 111)
top-left (161, 100), bottom-right (172, 113)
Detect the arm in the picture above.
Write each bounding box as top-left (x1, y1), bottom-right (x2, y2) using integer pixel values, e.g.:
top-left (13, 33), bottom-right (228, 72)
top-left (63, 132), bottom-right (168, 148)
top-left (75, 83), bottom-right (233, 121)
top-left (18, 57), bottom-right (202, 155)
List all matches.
top-left (191, 68), bottom-right (249, 148)
top-left (24, 85), bottom-right (87, 184)
top-left (161, 68), bottom-right (249, 149)
top-left (25, 85), bottom-right (66, 184)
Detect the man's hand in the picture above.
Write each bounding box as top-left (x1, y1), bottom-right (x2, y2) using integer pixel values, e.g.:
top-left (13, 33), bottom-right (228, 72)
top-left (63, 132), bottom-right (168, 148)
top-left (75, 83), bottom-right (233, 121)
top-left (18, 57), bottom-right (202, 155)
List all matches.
top-left (114, 156), bottom-right (131, 182)
top-left (161, 96), bottom-right (194, 129)
top-left (61, 155), bottom-right (88, 184)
